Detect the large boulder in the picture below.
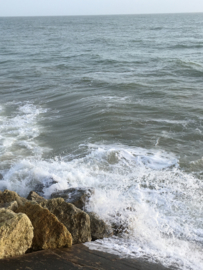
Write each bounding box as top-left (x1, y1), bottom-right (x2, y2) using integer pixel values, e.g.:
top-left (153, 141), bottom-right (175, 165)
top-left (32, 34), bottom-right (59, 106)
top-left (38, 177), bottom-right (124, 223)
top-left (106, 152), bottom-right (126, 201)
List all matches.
top-left (88, 212), bottom-right (113, 241)
top-left (16, 202), bottom-right (72, 250)
top-left (0, 208), bottom-right (33, 259)
top-left (27, 191), bottom-right (47, 204)
top-left (40, 198), bottom-right (91, 245)
top-left (51, 187), bottom-right (94, 210)
top-left (0, 190), bottom-right (27, 206)
top-left (0, 201), bottom-right (18, 212)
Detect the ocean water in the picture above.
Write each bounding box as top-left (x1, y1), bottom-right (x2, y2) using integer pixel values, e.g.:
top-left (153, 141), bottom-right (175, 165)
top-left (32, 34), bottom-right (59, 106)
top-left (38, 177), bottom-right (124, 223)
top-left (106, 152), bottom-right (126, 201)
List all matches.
top-left (0, 13), bottom-right (203, 270)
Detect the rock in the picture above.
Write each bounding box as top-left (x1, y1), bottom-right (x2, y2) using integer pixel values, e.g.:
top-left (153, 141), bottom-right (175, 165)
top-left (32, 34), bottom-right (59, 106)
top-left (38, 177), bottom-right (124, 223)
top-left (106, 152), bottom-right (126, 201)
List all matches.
top-left (16, 202), bottom-right (72, 250)
top-left (0, 190), bottom-right (27, 206)
top-left (0, 201), bottom-right (18, 212)
top-left (40, 198), bottom-right (91, 245)
top-left (27, 191), bottom-right (47, 204)
top-left (88, 212), bottom-right (113, 241)
top-left (34, 183), bottom-right (45, 195)
top-left (51, 187), bottom-right (94, 210)
top-left (35, 177), bottom-right (59, 195)
top-left (112, 221), bottom-right (129, 236)
top-left (111, 209), bottom-right (135, 236)
top-left (112, 224), bottom-right (127, 235)
top-left (0, 208), bottom-right (33, 259)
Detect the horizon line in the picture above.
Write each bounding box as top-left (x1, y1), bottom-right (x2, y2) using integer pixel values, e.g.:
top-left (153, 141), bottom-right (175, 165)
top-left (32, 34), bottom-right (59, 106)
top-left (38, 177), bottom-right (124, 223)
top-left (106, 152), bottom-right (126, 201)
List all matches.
top-left (0, 11), bottom-right (203, 18)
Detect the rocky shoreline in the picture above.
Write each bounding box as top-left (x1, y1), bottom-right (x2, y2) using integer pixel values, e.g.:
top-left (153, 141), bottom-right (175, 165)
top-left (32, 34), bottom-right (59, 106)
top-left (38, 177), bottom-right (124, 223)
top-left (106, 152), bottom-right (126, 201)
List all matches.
top-left (0, 188), bottom-right (113, 259)
top-left (0, 188), bottom-right (174, 270)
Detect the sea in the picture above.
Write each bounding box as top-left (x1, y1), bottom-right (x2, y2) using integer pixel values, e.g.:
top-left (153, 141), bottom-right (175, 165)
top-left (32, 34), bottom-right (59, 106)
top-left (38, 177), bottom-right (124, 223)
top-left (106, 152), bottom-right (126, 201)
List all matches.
top-left (0, 13), bottom-right (203, 270)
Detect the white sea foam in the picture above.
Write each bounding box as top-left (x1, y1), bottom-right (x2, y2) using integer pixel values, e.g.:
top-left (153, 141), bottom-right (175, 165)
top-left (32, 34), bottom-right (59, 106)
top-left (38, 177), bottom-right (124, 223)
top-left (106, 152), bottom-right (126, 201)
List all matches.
top-left (150, 118), bottom-right (189, 125)
top-left (80, 95), bottom-right (132, 107)
top-left (80, 95), bottom-right (147, 108)
top-left (0, 102), bottom-right (49, 160)
top-left (0, 104), bottom-right (202, 270)
top-left (1, 139), bottom-right (203, 270)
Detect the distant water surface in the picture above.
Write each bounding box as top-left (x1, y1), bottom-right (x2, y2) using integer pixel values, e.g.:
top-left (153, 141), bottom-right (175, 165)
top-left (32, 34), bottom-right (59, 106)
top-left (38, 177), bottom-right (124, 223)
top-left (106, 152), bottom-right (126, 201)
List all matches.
top-left (0, 14), bottom-right (203, 270)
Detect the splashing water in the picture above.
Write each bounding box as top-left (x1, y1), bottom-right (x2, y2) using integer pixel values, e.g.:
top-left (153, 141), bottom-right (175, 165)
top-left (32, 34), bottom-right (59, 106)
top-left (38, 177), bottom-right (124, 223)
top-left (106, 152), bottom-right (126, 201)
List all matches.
top-left (0, 105), bottom-right (203, 270)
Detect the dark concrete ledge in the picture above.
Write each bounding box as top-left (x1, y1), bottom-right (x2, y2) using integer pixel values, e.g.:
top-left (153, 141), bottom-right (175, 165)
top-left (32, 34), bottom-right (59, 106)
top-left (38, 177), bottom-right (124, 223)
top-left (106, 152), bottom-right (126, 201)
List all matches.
top-left (0, 244), bottom-right (173, 270)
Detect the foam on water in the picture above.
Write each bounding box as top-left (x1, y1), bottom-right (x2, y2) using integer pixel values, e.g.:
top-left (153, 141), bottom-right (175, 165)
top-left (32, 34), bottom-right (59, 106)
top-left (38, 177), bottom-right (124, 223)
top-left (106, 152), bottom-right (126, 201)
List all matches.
top-left (0, 102), bottom-right (49, 162)
top-left (0, 103), bottom-right (203, 270)
top-left (1, 141), bottom-right (203, 269)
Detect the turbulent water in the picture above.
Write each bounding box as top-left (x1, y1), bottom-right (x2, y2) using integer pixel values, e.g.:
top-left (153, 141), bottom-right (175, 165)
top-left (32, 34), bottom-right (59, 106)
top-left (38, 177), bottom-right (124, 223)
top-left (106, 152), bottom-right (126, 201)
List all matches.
top-left (1, 13), bottom-right (203, 270)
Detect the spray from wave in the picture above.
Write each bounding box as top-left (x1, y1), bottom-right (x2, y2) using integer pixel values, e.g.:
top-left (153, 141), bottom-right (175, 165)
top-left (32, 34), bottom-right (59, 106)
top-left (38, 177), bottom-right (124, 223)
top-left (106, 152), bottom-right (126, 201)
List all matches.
top-left (0, 103), bottom-right (203, 270)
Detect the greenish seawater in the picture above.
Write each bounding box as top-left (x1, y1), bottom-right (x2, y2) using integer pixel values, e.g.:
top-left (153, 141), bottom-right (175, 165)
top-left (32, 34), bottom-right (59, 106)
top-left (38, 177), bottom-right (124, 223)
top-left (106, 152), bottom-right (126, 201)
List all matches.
top-left (0, 14), bottom-right (203, 270)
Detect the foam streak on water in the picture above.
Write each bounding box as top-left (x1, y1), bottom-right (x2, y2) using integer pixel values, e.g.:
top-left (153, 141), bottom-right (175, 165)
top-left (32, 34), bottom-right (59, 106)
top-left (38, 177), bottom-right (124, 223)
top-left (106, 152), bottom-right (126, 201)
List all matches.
top-left (0, 103), bottom-right (48, 161)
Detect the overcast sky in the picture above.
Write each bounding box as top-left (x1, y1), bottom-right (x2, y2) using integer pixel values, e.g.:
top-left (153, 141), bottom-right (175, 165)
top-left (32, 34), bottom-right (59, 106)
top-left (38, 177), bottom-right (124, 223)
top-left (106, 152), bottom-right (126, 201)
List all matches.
top-left (0, 0), bottom-right (203, 17)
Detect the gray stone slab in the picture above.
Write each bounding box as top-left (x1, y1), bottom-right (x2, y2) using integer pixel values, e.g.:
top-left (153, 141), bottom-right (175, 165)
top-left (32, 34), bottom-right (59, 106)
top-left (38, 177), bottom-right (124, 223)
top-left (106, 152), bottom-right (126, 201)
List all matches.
top-left (0, 244), bottom-right (175, 270)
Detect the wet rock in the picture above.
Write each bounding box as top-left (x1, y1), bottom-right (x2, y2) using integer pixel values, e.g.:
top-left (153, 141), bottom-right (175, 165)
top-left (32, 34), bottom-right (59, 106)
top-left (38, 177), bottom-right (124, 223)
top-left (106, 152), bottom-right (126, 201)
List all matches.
top-left (0, 201), bottom-right (18, 212)
top-left (40, 198), bottom-right (91, 245)
top-left (112, 218), bottom-right (130, 236)
top-left (51, 187), bottom-right (94, 210)
top-left (27, 191), bottom-right (47, 204)
top-left (16, 202), bottom-right (72, 250)
top-left (35, 178), bottom-right (59, 195)
top-left (0, 244), bottom-right (172, 270)
top-left (34, 183), bottom-right (44, 195)
top-left (112, 223), bottom-right (129, 235)
top-left (87, 212), bottom-right (113, 241)
top-left (0, 190), bottom-right (27, 206)
top-left (0, 208), bottom-right (33, 259)
top-left (110, 210), bottom-right (134, 236)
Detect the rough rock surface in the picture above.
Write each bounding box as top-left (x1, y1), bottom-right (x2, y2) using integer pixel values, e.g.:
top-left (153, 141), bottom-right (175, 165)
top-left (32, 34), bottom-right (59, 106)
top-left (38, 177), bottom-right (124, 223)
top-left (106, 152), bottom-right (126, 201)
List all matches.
top-left (88, 212), bottom-right (113, 240)
top-left (27, 191), bottom-right (47, 204)
top-left (112, 222), bottom-right (129, 236)
top-left (0, 190), bottom-right (27, 206)
top-left (0, 201), bottom-right (18, 212)
top-left (0, 245), bottom-right (172, 270)
top-left (16, 202), bottom-right (72, 250)
top-left (51, 187), bottom-right (94, 210)
top-left (40, 198), bottom-right (91, 245)
top-left (34, 177), bottom-right (59, 196)
top-left (0, 208), bottom-right (33, 259)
